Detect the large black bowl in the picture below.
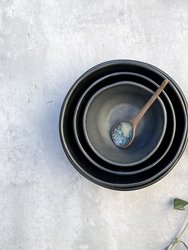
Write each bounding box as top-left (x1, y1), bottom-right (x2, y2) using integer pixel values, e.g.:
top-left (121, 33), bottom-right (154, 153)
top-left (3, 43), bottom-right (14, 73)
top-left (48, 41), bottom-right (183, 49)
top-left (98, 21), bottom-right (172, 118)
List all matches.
top-left (74, 72), bottom-right (176, 175)
top-left (59, 60), bottom-right (188, 190)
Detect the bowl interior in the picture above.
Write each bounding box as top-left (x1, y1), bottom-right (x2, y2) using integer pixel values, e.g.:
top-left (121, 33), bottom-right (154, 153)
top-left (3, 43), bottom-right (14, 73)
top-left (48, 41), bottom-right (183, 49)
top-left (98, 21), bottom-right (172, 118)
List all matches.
top-left (83, 82), bottom-right (167, 166)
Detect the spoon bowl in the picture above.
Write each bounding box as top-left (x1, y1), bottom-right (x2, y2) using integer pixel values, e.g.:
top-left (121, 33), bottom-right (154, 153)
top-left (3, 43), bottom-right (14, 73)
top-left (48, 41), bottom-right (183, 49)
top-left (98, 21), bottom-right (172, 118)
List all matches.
top-left (111, 121), bottom-right (134, 148)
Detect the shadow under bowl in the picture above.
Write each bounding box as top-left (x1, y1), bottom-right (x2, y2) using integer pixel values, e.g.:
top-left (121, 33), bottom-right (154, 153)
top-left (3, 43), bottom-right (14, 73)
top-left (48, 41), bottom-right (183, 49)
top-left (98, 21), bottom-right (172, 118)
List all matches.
top-left (82, 81), bottom-right (167, 166)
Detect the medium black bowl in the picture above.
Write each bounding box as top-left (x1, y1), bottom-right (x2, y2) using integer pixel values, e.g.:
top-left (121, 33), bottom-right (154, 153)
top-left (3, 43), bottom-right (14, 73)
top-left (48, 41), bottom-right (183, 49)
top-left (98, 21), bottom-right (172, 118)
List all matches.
top-left (74, 72), bottom-right (176, 175)
top-left (59, 60), bottom-right (188, 190)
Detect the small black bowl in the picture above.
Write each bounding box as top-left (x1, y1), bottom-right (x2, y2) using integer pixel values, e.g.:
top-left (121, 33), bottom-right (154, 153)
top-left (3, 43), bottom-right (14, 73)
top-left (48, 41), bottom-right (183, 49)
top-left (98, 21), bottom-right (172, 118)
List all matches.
top-left (82, 81), bottom-right (167, 166)
top-left (59, 60), bottom-right (187, 190)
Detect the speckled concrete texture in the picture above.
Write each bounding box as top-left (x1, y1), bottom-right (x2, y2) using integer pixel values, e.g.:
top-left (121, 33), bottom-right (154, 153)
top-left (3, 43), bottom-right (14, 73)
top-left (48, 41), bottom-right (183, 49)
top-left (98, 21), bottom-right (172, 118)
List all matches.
top-left (0, 0), bottom-right (188, 249)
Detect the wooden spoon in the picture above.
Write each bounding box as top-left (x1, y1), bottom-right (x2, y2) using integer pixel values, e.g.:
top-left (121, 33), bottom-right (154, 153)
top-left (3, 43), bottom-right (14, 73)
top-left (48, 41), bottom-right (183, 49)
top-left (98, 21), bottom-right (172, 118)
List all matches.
top-left (111, 79), bottom-right (169, 148)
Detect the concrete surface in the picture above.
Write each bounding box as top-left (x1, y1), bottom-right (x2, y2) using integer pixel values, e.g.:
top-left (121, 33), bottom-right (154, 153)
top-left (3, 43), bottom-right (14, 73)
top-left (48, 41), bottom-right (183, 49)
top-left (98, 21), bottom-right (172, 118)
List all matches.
top-left (0, 0), bottom-right (188, 249)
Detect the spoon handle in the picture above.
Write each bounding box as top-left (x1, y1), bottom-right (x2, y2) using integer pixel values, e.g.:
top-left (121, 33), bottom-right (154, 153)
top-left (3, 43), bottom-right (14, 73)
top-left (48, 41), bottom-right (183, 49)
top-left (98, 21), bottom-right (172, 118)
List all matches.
top-left (132, 79), bottom-right (169, 127)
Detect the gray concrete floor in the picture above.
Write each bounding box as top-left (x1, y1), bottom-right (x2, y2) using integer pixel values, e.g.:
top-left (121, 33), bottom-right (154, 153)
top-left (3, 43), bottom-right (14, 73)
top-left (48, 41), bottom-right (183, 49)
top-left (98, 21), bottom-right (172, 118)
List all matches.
top-left (1, 0), bottom-right (188, 249)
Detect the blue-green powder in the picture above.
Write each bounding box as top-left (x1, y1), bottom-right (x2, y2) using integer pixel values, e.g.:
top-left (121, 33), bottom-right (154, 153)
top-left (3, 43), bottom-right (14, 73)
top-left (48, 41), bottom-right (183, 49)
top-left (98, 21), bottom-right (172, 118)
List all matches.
top-left (112, 122), bottom-right (133, 147)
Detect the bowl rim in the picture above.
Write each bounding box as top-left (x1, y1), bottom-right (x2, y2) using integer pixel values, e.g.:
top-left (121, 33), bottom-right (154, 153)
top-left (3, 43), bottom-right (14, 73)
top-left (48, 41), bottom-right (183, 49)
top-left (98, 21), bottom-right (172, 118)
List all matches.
top-left (73, 72), bottom-right (176, 175)
top-left (82, 81), bottom-right (167, 166)
top-left (59, 60), bottom-right (188, 190)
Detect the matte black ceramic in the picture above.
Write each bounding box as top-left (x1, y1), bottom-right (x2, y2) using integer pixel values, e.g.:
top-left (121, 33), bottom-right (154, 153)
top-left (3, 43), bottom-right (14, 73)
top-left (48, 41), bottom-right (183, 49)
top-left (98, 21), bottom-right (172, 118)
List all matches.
top-left (59, 60), bottom-right (188, 190)
top-left (74, 72), bottom-right (175, 175)
top-left (83, 81), bottom-right (167, 166)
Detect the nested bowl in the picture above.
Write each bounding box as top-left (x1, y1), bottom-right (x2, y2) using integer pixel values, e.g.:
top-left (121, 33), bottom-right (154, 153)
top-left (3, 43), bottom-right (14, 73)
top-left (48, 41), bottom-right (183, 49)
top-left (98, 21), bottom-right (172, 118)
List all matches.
top-left (74, 72), bottom-right (175, 174)
top-left (82, 81), bottom-right (167, 166)
top-left (59, 60), bottom-right (188, 190)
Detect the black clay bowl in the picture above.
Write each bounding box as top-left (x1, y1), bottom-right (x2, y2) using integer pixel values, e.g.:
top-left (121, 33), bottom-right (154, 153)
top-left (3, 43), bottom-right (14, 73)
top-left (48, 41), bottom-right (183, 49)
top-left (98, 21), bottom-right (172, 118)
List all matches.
top-left (74, 72), bottom-right (175, 175)
top-left (82, 81), bottom-right (167, 166)
top-left (59, 60), bottom-right (188, 190)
